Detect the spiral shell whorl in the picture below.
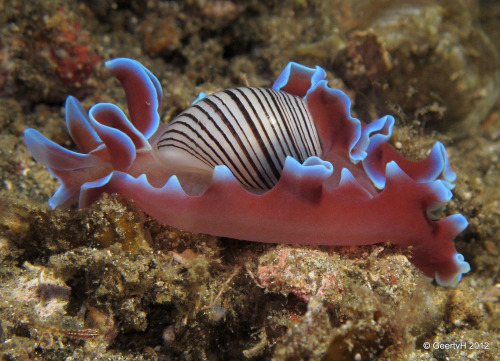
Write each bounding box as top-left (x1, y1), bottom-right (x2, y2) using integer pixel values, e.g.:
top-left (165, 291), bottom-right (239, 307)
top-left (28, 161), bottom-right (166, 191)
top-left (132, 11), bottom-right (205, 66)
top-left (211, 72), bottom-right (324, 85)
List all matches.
top-left (154, 87), bottom-right (322, 190)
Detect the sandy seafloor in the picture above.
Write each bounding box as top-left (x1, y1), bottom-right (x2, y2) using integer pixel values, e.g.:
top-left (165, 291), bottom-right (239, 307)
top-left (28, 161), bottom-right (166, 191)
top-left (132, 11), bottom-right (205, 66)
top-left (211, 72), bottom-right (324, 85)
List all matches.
top-left (0, 0), bottom-right (499, 360)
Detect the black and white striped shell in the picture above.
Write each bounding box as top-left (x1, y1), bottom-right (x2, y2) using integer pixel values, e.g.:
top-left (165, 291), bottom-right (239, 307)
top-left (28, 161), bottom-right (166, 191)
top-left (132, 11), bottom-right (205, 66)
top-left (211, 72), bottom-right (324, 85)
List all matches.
top-left (153, 87), bottom-right (323, 190)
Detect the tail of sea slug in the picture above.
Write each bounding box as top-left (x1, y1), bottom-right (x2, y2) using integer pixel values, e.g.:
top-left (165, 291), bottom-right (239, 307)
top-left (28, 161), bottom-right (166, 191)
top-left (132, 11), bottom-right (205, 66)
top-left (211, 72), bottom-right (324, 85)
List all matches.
top-left (23, 58), bottom-right (163, 208)
top-left (413, 214), bottom-right (470, 287)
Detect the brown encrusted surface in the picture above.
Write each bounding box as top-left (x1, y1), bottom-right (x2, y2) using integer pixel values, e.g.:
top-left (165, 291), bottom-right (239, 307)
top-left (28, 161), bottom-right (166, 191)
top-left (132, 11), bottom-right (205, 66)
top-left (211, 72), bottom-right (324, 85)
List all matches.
top-left (0, 0), bottom-right (499, 360)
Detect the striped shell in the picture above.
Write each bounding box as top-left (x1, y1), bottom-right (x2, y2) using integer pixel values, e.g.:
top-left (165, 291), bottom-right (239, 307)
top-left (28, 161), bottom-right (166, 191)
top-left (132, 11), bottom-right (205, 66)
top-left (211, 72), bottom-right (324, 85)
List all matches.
top-left (153, 87), bottom-right (323, 190)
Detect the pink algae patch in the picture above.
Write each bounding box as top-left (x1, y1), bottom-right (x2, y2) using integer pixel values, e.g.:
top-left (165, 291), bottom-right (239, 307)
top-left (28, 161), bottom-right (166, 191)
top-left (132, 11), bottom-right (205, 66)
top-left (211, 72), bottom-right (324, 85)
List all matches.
top-left (256, 248), bottom-right (346, 304)
top-left (11, 262), bottom-right (71, 320)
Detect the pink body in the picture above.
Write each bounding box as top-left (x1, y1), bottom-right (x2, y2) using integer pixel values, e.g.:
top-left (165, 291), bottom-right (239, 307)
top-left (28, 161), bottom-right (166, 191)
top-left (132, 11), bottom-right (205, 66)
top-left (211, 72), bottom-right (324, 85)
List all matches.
top-left (24, 58), bottom-right (470, 287)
